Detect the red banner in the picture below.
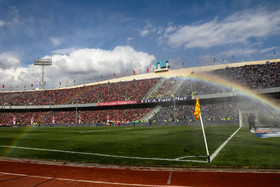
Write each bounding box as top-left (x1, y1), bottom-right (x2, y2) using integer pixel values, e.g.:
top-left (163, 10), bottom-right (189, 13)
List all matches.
top-left (98, 100), bottom-right (141, 106)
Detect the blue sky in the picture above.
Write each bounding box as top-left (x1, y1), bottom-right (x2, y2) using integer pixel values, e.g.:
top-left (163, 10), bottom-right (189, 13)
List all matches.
top-left (0, 0), bottom-right (280, 89)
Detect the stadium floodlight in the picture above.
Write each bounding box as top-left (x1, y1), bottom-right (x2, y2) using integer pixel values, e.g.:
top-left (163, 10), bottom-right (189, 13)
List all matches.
top-left (34, 59), bottom-right (52, 90)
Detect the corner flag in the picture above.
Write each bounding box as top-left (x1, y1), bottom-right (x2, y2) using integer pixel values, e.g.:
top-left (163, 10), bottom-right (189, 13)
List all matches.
top-left (194, 98), bottom-right (201, 120)
top-left (194, 98), bottom-right (210, 163)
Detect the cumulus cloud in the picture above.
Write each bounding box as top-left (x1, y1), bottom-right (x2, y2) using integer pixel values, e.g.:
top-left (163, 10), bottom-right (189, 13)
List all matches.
top-left (164, 9), bottom-right (280, 49)
top-left (0, 46), bottom-right (155, 90)
top-left (0, 53), bottom-right (38, 89)
top-left (0, 53), bottom-right (21, 69)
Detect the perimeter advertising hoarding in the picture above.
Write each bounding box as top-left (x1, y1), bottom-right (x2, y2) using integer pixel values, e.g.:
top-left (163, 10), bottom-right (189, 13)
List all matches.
top-left (141, 96), bottom-right (192, 103)
top-left (98, 96), bottom-right (192, 106)
top-left (98, 100), bottom-right (141, 106)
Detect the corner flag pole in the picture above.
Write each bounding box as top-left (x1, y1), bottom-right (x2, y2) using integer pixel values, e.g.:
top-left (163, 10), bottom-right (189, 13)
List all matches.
top-left (199, 113), bottom-right (210, 163)
top-left (194, 98), bottom-right (210, 163)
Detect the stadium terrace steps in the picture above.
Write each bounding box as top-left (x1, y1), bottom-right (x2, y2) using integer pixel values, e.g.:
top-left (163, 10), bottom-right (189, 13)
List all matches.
top-left (59, 88), bottom-right (84, 105)
top-left (173, 79), bottom-right (184, 97)
top-left (64, 86), bottom-right (93, 105)
top-left (139, 105), bottom-right (162, 121)
top-left (143, 77), bottom-right (165, 99)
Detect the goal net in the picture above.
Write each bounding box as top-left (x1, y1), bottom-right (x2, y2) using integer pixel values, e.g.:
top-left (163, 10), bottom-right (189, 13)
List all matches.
top-left (238, 110), bottom-right (258, 128)
top-left (239, 110), bottom-right (280, 128)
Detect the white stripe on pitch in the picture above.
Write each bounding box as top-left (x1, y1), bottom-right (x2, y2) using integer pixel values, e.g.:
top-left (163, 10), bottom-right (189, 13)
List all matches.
top-left (0, 145), bottom-right (207, 163)
top-left (175, 156), bottom-right (206, 160)
top-left (210, 127), bottom-right (241, 162)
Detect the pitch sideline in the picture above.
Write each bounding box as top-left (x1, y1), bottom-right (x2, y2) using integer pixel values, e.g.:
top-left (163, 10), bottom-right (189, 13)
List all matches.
top-left (0, 145), bottom-right (208, 163)
top-left (210, 126), bottom-right (242, 162)
top-left (0, 127), bottom-right (241, 164)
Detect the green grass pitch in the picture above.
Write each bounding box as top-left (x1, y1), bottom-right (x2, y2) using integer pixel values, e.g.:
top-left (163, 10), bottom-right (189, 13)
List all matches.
top-left (0, 125), bottom-right (279, 168)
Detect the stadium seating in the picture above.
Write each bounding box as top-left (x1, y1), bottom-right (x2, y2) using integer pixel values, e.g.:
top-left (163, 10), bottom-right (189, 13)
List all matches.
top-left (0, 61), bottom-right (280, 125)
top-left (151, 102), bottom-right (238, 122)
top-left (0, 78), bottom-right (159, 106)
top-left (212, 62), bottom-right (280, 89)
top-left (0, 108), bottom-right (153, 126)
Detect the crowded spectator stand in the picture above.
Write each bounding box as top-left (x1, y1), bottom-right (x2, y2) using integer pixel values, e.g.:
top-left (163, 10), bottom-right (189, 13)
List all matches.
top-left (1, 60), bottom-right (280, 126)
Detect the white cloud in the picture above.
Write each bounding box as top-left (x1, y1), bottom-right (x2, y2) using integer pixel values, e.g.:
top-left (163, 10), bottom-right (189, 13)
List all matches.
top-left (165, 9), bottom-right (280, 49)
top-left (0, 20), bottom-right (4, 27)
top-left (50, 37), bottom-right (63, 46)
top-left (260, 47), bottom-right (277, 54)
top-left (47, 45), bottom-right (154, 74)
top-left (0, 46), bottom-right (156, 89)
top-left (52, 48), bottom-right (76, 55)
top-left (0, 53), bottom-right (21, 69)
top-left (126, 37), bottom-right (134, 44)
top-left (46, 46), bottom-right (155, 86)
top-left (140, 28), bottom-right (150, 37)
top-left (165, 26), bottom-right (177, 34)
top-left (140, 22), bottom-right (161, 37)
top-left (0, 53), bottom-right (38, 87)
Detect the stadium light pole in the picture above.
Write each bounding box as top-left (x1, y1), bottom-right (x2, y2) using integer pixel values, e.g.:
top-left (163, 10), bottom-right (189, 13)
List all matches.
top-left (34, 59), bottom-right (52, 90)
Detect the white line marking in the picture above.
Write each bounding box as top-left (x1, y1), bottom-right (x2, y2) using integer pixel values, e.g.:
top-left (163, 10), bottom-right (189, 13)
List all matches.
top-left (0, 171), bottom-right (191, 187)
top-left (167, 172), bottom-right (173, 185)
top-left (0, 145), bottom-right (207, 163)
top-left (175, 156), bottom-right (206, 160)
top-left (210, 127), bottom-right (241, 162)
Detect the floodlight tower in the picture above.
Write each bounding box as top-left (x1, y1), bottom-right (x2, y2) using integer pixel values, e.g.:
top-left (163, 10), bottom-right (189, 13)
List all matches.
top-left (34, 59), bottom-right (52, 90)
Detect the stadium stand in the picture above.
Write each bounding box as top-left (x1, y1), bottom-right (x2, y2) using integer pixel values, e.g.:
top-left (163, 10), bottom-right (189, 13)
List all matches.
top-left (0, 108), bottom-right (154, 126)
top-left (148, 78), bottom-right (181, 98)
top-left (0, 60), bottom-right (280, 126)
top-left (151, 102), bottom-right (238, 122)
top-left (66, 78), bottom-right (159, 104)
top-left (174, 79), bottom-right (231, 97)
top-left (212, 62), bottom-right (280, 89)
top-left (0, 78), bottom-right (160, 106)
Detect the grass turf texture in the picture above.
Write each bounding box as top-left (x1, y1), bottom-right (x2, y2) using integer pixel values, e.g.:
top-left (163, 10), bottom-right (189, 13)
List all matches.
top-left (0, 125), bottom-right (279, 168)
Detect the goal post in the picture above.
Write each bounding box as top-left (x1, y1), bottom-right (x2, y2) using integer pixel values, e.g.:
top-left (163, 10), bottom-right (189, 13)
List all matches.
top-left (239, 110), bottom-right (258, 128)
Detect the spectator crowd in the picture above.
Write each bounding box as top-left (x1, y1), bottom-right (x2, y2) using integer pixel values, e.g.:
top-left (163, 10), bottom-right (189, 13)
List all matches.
top-left (0, 78), bottom-right (159, 106)
top-left (0, 108), bottom-right (153, 126)
top-left (151, 102), bottom-right (238, 122)
top-left (0, 61), bottom-right (279, 126)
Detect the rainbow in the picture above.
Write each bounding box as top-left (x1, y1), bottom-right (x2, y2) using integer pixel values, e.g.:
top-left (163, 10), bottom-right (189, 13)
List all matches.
top-left (3, 126), bottom-right (35, 156)
top-left (165, 71), bottom-right (280, 112)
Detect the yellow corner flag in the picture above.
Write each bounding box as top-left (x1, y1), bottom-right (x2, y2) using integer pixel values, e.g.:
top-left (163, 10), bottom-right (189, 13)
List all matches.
top-left (194, 98), bottom-right (201, 120)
